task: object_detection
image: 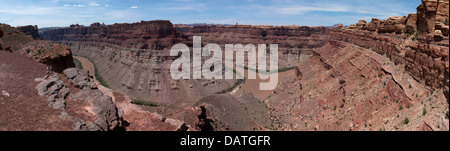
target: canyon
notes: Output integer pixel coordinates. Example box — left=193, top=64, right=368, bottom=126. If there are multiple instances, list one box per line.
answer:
left=0, top=0, right=448, bottom=131
left=266, top=0, right=449, bottom=131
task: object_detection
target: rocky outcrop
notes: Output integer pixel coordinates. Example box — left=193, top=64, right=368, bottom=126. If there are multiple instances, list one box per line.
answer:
left=344, top=0, right=449, bottom=41
left=65, top=68, right=123, bottom=131
left=416, top=0, right=449, bottom=34
left=35, top=68, right=124, bottom=131
left=63, top=68, right=97, bottom=89
left=36, top=74, right=69, bottom=110
left=417, top=0, right=438, bottom=34
left=0, top=24, right=75, bottom=72
left=16, top=25, right=41, bottom=39
left=64, top=68, right=122, bottom=131
left=348, top=16, right=407, bottom=34
left=436, top=22, right=449, bottom=35
left=417, top=0, right=449, bottom=40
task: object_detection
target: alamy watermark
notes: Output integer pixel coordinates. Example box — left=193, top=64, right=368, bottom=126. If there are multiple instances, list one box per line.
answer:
left=170, top=36, right=279, bottom=90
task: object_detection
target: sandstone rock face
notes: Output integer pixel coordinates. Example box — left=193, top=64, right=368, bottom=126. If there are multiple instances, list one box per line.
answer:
left=417, top=0, right=449, bottom=34
left=354, top=20, right=367, bottom=30
left=406, top=13, right=418, bottom=32
left=434, top=29, right=445, bottom=41
left=16, top=25, right=41, bottom=39
left=436, top=0, right=449, bottom=24
left=436, top=22, right=449, bottom=35
left=333, top=24, right=344, bottom=29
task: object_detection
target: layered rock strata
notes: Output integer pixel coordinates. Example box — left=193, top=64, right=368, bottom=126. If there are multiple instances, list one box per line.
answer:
left=332, top=0, right=449, bottom=101
left=175, top=24, right=330, bottom=68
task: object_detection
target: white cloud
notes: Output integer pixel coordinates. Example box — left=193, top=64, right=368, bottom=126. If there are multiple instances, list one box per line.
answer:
left=131, top=6, right=138, bottom=9
left=191, top=18, right=239, bottom=24
left=90, top=3, right=101, bottom=7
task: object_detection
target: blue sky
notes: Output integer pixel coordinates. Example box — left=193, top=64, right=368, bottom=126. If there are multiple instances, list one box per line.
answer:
left=0, top=0, right=419, bottom=27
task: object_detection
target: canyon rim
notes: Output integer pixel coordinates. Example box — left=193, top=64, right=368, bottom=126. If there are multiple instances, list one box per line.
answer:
left=0, top=0, right=448, bottom=132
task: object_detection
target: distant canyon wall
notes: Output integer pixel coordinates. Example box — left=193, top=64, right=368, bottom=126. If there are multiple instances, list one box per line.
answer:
left=175, top=24, right=330, bottom=68
left=41, top=20, right=187, bottom=50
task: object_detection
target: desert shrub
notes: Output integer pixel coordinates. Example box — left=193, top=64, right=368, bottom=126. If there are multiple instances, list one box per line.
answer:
left=132, top=100, right=159, bottom=107
left=411, top=30, right=422, bottom=41
left=403, top=117, right=409, bottom=124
